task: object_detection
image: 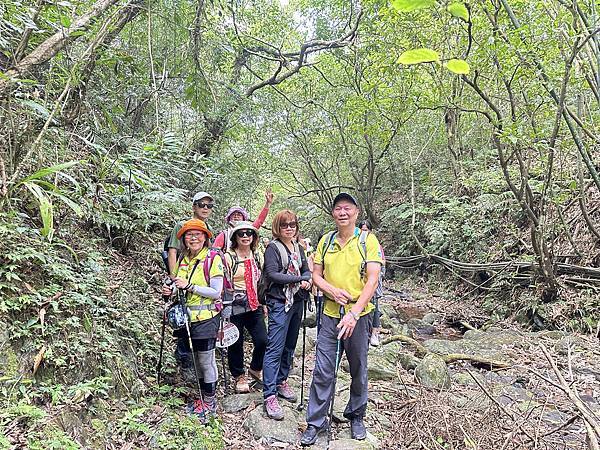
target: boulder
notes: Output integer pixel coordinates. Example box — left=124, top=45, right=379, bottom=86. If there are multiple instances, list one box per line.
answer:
left=367, top=342, right=403, bottom=381
left=330, top=428, right=380, bottom=449
left=414, top=354, right=450, bottom=389
left=221, top=392, right=262, bottom=413
left=423, top=337, right=507, bottom=364
left=243, top=404, right=301, bottom=444
left=421, top=313, right=442, bottom=325
left=407, top=318, right=436, bottom=335
left=398, top=353, right=419, bottom=371
left=379, top=304, right=400, bottom=321
left=554, top=336, right=585, bottom=356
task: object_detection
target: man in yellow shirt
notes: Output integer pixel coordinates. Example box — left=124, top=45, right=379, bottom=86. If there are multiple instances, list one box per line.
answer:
left=301, top=193, right=382, bottom=445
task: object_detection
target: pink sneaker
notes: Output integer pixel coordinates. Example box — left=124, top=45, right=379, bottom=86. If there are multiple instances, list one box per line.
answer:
left=186, top=399, right=208, bottom=423
left=276, top=380, right=297, bottom=403
left=264, top=395, right=284, bottom=420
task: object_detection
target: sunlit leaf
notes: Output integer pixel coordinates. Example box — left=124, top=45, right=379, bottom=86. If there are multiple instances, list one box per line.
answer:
left=19, top=161, right=79, bottom=184
left=23, top=182, right=54, bottom=240
left=447, top=3, right=469, bottom=21
left=391, top=0, right=436, bottom=12
left=398, top=48, right=440, bottom=65
left=445, top=59, right=470, bottom=74
left=32, top=345, right=47, bottom=376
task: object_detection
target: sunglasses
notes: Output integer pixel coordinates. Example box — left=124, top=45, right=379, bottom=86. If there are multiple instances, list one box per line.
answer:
left=280, top=222, right=297, bottom=229
left=194, top=202, right=214, bottom=209
left=237, top=230, right=255, bottom=238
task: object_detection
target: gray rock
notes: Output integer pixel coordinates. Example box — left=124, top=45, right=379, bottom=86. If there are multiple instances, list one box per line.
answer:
left=464, top=329, right=525, bottom=347
left=303, top=308, right=318, bottom=328
left=447, top=390, right=491, bottom=410
left=294, top=326, right=317, bottom=358
left=451, top=371, right=484, bottom=387
left=333, top=429, right=380, bottom=449
left=333, top=384, right=351, bottom=422
left=423, top=337, right=507, bottom=364
left=554, top=336, right=584, bottom=356
left=221, top=392, right=262, bottom=413
left=407, top=318, right=436, bottom=335
left=398, top=353, right=419, bottom=371
left=537, top=330, right=566, bottom=340
left=414, top=354, right=450, bottom=389
left=379, top=304, right=400, bottom=321
left=367, top=358, right=397, bottom=381
left=366, top=342, right=403, bottom=381
left=243, top=404, right=300, bottom=444
left=422, top=313, right=442, bottom=325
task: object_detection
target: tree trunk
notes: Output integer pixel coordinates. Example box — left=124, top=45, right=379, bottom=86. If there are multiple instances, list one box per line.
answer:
left=0, top=0, right=121, bottom=98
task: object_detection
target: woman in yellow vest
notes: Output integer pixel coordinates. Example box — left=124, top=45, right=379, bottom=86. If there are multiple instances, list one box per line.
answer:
left=162, top=219, right=223, bottom=421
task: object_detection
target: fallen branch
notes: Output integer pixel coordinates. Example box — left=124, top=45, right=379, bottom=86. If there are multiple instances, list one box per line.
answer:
left=539, top=344, right=600, bottom=449
left=442, top=353, right=511, bottom=369
left=466, top=368, right=536, bottom=442
left=381, top=333, right=427, bottom=356
left=381, top=334, right=511, bottom=368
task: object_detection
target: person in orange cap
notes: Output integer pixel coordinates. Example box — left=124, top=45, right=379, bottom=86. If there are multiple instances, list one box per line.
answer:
left=162, top=219, right=224, bottom=421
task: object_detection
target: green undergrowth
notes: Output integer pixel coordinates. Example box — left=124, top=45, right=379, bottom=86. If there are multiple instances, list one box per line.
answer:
left=0, top=211, right=223, bottom=449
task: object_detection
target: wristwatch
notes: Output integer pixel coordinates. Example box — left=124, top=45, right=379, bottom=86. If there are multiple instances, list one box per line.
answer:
left=349, top=310, right=360, bottom=321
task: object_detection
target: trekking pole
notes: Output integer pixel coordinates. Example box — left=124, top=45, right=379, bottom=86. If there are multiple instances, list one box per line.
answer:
left=157, top=309, right=167, bottom=385
left=157, top=277, right=173, bottom=386
left=218, top=316, right=230, bottom=395
left=327, top=305, right=345, bottom=443
left=316, top=291, right=324, bottom=335
left=297, top=297, right=308, bottom=411
left=180, top=289, right=206, bottom=418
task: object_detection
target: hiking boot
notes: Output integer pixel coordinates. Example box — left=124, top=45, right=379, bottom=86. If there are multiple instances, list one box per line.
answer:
left=350, top=417, right=367, bottom=440
left=264, top=395, right=284, bottom=420
left=186, top=399, right=208, bottom=423
left=276, top=380, right=297, bottom=402
left=235, top=374, right=250, bottom=393
left=300, top=424, right=326, bottom=446
left=370, top=329, right=380, bottom=347
left=203, top=394, right=217, bottom=415
left=248, top=367, right=263, bottom=383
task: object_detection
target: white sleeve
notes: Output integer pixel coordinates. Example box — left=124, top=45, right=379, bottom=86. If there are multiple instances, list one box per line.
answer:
left=190, top=276, right=223, bottom=299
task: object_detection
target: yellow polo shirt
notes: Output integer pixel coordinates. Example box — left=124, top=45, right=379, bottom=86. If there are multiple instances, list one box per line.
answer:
left=314, top=228, right=383, bottom=318
left=177, top=248, right=223, bottom=322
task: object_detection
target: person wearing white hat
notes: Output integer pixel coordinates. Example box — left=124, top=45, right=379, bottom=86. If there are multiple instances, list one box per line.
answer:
left=166, top=191, right=215, bottom=276
left=165, top=191, right=215, bottom=383
left=221, top=221, right=268, bottom=393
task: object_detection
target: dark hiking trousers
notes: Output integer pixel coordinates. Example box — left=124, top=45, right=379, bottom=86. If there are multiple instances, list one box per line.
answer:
left=227, top=308, right=268, bottom=378
left=175, top=336, right=192, bottom=369
left=371, top=296, right=381, bottom=329
left=263, top=299, right=303, bottom=398
left=305, top=312, right=372, bottom=428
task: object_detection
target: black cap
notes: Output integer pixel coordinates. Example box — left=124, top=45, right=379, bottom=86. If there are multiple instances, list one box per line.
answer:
left=332, top=192, right=358, bottom=209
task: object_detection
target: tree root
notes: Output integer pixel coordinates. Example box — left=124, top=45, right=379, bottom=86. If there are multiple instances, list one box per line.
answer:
left=381, top=333, right=511, bottom=369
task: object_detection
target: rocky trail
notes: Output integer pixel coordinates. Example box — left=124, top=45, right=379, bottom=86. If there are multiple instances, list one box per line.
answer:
left=214, top=281, right=600, bottom=449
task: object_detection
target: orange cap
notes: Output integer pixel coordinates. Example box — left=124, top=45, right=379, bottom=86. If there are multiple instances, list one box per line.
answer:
left=177, top=219, right=213, bottom=240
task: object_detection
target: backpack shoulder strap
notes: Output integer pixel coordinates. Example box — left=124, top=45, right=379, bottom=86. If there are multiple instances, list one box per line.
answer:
left=358, top=230, right=368, bottom=261
left=203, top=248, right=226, bottom=284
left=272, top=239, right=289, bottom=270
left=358, top=230, right=369, bottom=277
left=319, top=231, right=336, bottom=256
left=318, top=231, right=337, bottom=270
